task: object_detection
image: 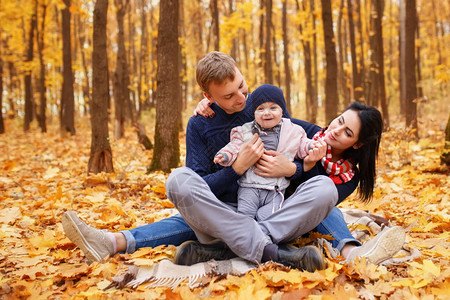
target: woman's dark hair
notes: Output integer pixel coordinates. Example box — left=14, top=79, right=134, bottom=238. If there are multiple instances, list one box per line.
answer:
left=342, top=102, right=383, bottom=203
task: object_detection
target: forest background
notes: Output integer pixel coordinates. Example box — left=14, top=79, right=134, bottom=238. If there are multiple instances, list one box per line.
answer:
left=0, top=0, right=449, bottom=299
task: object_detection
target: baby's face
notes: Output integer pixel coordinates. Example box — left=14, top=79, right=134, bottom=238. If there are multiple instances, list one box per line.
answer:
left=254, top=102, right=283, bottom=129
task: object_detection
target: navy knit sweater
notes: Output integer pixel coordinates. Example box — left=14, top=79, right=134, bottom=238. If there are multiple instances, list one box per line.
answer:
left=185, top=94, right=358, bottom=205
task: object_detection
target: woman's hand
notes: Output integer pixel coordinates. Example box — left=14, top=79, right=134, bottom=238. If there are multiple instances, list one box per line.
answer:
left=193, top=98, right=215, bottom=118
left=303, top=140, right=327, bottom=171
left=254, top=150, right=296, bottom=178
left=232, top=134, right=264, bottom=175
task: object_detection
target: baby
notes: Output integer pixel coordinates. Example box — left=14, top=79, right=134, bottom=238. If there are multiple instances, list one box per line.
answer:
left=214, top=84, right=316, bottom=220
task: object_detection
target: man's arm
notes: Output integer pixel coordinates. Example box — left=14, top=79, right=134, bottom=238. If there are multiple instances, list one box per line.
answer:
left=186, top=117, right=242, bottom=197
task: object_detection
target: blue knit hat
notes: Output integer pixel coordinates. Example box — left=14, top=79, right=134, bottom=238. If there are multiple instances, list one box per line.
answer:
left=251, top=84, right=287, bottom=115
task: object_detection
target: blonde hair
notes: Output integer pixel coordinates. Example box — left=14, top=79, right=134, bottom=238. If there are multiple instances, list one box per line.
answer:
left=196, top=51, right=237, bottom=94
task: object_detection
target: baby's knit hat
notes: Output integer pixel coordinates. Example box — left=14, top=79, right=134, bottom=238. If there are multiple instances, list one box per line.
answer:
left=251, top=84, right=287, bottom=115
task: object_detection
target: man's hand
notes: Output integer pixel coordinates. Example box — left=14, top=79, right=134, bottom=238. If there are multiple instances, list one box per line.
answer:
left=193, top=98, right=215, bottom=118
left=303, top=140, right=327, bottom=171
left=232, top=134, right=264, bottom=175
left=254, top=150, right=297, bottom=178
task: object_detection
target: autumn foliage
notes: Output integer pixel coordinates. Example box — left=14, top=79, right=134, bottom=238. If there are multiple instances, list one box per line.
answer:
left=0, top=108, right=448, bottom=299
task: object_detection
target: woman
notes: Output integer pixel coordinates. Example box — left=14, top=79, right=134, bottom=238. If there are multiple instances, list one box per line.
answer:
left=62, top=101, right=404, bottom=266
left=286, top=101, right=405, bottom=264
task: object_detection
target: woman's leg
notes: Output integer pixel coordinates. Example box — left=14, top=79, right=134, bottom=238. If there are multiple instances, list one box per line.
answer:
left=315, top=207, right=361, bottom=252
left=62, top=212, right=196, bottom=262
left=120, top=213, right=197, bottom=253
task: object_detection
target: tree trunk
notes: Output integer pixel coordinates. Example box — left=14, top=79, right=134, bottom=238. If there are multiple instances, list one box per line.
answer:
left=337, top=0, right=350, bottom=108
left=404, top=0, right=418, bottom=138
left=75, top=13, right=91, bottom=116
left=259, top=0, right=265, bottom=82
left=321, top=0, right=339, bottom=124
left=7, top=61, right=16, bottom=119
left=0, top=32, right=4, bottom=134
left=416, top=15, right=423, bottom=99
left=264, top=0, right=273, bottom=83
left=296, top=0, right=313, bottom=121
left=36, top=0, right=47, bottom=133
left=347, top=0, right=363, bottom=102
left=149, top=0, right=181, bottom=172
left=211, top=0, right=219, bottom=50
left=282, top=0, right=291, bottom=114
left=441, top=113, right=450, bottom=166
left=24, top=6, right=37, bottom=132
left=373, top=0, right=389, bottom=128
left=88, top=0, right=114, bottom=174
left=137, top=0, right=148, bottom=117
left=311, top=0, right=318, bottom=123
left=60, top=0, right=76, bottom=136
left=399, top=0, right=406, bottom=115
left=113, top=0, right=131, bottom=139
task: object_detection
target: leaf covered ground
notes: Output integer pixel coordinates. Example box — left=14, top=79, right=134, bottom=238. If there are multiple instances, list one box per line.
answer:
left=0, top=113, right=449, bottom=299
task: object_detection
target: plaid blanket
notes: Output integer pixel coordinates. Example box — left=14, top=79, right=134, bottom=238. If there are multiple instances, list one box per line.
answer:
left=108, top=209, right=418, bottom=290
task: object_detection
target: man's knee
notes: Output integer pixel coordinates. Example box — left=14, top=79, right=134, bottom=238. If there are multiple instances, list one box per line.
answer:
left=166, top=167, right=195, bottom=204
left=311, top=176, right=338, bottom=206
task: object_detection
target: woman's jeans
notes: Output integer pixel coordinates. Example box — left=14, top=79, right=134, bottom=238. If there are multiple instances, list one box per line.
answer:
left=120, top=206, right=360, bottom=254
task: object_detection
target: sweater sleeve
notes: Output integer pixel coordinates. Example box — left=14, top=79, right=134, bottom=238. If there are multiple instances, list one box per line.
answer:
left=186, top=117, right=241, bottom=199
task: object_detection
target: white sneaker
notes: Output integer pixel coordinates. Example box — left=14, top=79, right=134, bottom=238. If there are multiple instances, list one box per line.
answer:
left=62, top=211, right=115, bottom=262
left=346, top=226, right=406, bottom=264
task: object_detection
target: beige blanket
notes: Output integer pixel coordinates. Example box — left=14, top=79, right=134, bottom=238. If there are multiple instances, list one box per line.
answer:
left=108, top=209, right=418, bottom=290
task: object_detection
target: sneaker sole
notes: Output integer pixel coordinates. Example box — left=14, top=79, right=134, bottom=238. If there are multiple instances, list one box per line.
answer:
left=364, top=226, right=405, bottom=264
left=62, top=211, right=103, bottom=263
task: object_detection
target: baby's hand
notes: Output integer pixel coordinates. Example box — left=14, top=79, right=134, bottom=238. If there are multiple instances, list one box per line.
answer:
left=214, top=154, right=224, bottom=164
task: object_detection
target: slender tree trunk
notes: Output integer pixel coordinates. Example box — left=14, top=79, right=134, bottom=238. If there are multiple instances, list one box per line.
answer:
left=282, top=0, right=291, bottom=114
left=0, top=31, right=4, bottom=134
left=211, top=0, right=219, bottom=50
left=296, top=0, right=313, bottom=121
left=321, top=0, right=339, bottom=124
left=76, top=13, right=91, bottom=116
left=374, top=0, right=389, bottom=127
left=259, top=0, right=265, bottom=82
left=88, top=0, right=114, bottom=174
left=311, top=0, right=318, bottom=122
left=356, top=0, right=365, bottom=100
left=264, top=0, right=273, bottom=83
left=404, top=0, right=418, bottom=138
left=36, top=1, right=47, bottom=132
left=416, top=15, right=423, bottom=99
left=399, top=0, right=406, bottom=115
left=60, top=0, right=76, bottom=136
left=113, top=0, right=131, bottom=139
left=347, top=0, right=363, bottom=101
left=7, top=61, right=16, bottom=118
left=24, top=6, right=37, bottom=132
left=431, top=0, right=443, bottom=66
left=137, top=0, right=148, bottom=117
left=441, top=113, right=450, bottom=166
left=149, top=0, right=181, bottom=172
left=337, top=0, right=350, bottom=108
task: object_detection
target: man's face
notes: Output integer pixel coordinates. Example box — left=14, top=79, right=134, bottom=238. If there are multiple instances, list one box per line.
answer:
left=204, top=67, right=248, bottom=114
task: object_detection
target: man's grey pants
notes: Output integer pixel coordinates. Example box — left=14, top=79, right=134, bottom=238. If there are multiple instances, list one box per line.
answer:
left=166, top=167, right=338, bottom=262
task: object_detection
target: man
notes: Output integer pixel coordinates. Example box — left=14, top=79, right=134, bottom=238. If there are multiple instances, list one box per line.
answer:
left=63, top=51, right=333, bottom=271
left=163, top=51, right=337, bottom=271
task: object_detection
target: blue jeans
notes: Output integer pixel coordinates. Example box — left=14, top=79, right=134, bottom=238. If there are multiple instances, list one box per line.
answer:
left=315, top=207, right=361, bottom=251
left=120, top=207, right=360, bottom=254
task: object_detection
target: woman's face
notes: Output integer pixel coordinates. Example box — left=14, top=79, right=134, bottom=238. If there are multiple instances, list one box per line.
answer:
left=324, top=109, right=362, bottom=151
